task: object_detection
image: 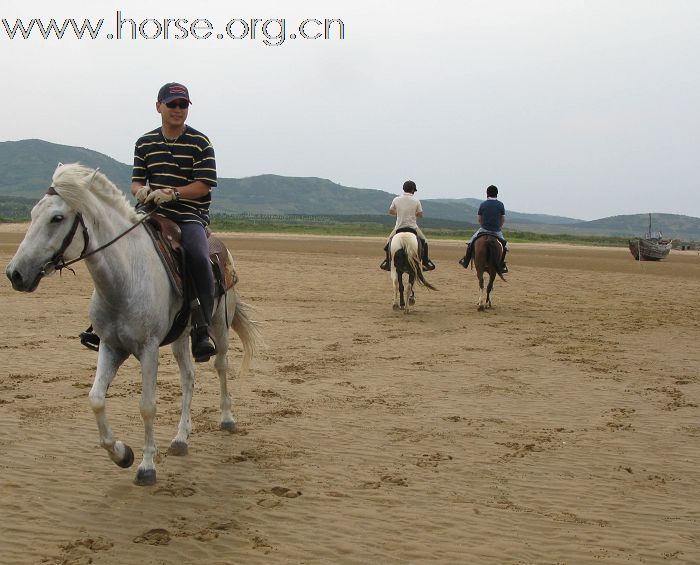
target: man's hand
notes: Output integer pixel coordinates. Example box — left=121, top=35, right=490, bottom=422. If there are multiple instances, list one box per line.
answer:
left=135, top=185, right=151, bottom=203
left=145, top=188, right=177, bottom=205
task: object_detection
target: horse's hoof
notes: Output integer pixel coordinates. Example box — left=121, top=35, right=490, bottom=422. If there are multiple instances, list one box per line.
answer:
left=392, top=304, right=400, bottom=311
left=220, top=421, right=237, bottom=433
left=477, top=305, right=485, bottom=312
left=408, top=297, right=415, bottom=306
left=134, top=468, right=157, bottom=486
left=168, top=441, right=188, bottom=456
left=116, top=444, right=134, bottom=468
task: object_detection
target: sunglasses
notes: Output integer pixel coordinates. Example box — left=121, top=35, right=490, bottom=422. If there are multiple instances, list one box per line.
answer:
left=164, top=100, right=189, bottom=109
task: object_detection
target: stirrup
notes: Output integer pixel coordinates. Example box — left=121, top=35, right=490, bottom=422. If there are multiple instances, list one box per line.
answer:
left=79, top=327, right=100, bottom=351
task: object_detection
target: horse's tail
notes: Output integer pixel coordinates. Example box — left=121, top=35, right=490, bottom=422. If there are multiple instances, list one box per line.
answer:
left=230, top=293, right=264, bottom=378
left=487, top=238, right=507, bottom=281
left=401, top=234, right=437, bottom=291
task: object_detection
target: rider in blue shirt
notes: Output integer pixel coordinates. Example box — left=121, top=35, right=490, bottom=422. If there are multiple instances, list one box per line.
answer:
left=459, top=185, right=508, bottom=273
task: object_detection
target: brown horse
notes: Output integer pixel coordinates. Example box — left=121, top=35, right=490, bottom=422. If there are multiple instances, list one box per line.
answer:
left=473, top=235, right=506, bottom=311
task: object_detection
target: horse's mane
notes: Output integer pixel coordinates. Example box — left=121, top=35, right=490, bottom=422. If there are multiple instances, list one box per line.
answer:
left=51, top=163, right=139, bottom=223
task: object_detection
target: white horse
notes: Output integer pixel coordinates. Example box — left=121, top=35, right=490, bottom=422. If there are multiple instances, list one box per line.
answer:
left=390, top=232, right=436, bottom=313
left=5, top=163, right=262, bottom=486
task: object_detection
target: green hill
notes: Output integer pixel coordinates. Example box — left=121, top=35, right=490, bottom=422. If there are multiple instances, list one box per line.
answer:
left=1, top=139, right=699, bottom=240
left=0, top=139, right=132, bottom=196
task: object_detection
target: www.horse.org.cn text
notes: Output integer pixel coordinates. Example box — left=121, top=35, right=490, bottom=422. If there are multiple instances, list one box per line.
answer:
left=1, top=12, right=346, bottom=46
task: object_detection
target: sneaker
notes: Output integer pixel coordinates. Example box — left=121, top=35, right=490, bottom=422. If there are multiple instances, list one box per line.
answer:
left=458, top=257, right=469, bottom=268
left=79, top=328, right=100, bottom=351
left=422, top=260, right=436, bottom=271
left=501, top=263, right=509, bottom=274
left=380, top=260, right=391, bottom=271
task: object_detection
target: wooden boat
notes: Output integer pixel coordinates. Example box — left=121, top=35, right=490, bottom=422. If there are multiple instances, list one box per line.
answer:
left=628, top=214, right=672, bottom=261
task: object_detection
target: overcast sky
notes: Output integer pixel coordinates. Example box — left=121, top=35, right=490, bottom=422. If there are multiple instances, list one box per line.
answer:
left=3, top=0, right=698, bottom=220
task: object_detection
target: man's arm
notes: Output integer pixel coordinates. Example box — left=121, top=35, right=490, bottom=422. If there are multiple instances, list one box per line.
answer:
left=168, top=181, right=211, bottom=199
left=478, top=214, right=484, bottom=226
left=416, top=210, right=424, bottom=218
left=500, top=214, right=506, bottom=228
left=389, top=202, right=397, bottom=216
left=133, top=181, right=211, bottom=199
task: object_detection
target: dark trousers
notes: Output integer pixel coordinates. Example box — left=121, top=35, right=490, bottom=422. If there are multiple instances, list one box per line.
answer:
left=179, top=222, right=214, bottom=299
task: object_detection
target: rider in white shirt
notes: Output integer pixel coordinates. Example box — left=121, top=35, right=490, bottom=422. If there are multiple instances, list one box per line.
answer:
left=380, top=180, right=436, bottom=271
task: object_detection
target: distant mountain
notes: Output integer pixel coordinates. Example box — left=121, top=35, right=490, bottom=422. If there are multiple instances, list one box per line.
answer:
left=561, top=214, right=700, bottom=240
left=0, top=139, right=132, bottom=195
left=429, top=198, right=581, bottom=225
left=1, top=139, right=699, bottom=240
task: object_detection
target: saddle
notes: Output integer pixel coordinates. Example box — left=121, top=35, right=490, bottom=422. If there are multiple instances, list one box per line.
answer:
left=144, top=214, right=238, bottom=346
left=395, top=227, right=418, bottom=236
left=473, top=231, right=507, bottom=248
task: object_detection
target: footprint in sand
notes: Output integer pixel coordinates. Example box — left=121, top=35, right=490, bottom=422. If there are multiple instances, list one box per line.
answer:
left=254, top=388, right=281, bottom=398
left=360, top=481, right=382, bottom=489
left=270, top=486, right=302, bottom=498
left=154, top=485, right=196, bottom=497
left=193, top=529, right=219, bottom=542
left=381, top=474, right=408, bottom=486
left=60, top=536, right=114, bottom=552
left=133, top=528, right=171, bottom=545
left=251, top=535, right=273, bottom=551
left=416, top=452, right=453, bottom=467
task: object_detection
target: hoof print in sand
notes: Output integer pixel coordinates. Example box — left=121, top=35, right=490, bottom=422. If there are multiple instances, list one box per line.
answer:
left=270, top=486, right=302, bottom=498
left=133, top=528, right=171, bottom=545
left=381, top=474, right=408, bottom=486
left=154, top=485, right=196, bottom=497
left=58, top=536, right=114, bottom=556
left=416, top=452, right=453, bottom=467
left=193, top=529, right=219, bottom=542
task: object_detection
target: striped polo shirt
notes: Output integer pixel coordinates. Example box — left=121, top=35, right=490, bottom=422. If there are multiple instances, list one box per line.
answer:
left=132, top=125, right=217, bottom=225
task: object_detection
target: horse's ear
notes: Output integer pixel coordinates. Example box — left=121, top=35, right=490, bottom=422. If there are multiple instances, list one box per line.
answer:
left=87, top=167, right=100, bottom=185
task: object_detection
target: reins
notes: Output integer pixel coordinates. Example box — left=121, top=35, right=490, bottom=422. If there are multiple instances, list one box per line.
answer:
left=43, top=175, right=156, bottom=275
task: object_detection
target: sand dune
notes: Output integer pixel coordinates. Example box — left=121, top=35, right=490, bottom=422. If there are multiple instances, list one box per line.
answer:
left=1, top=225, right=699, bottom=563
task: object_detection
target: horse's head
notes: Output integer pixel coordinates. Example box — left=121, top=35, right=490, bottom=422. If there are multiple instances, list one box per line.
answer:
left=5, top=163, right=91, bottom=292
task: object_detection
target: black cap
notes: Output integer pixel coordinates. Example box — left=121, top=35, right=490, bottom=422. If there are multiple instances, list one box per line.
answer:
left=157, top=82, right=191, bottom=104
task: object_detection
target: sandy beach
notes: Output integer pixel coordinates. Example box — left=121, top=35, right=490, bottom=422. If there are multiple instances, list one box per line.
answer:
left=1, top=224, right=699, bottom=564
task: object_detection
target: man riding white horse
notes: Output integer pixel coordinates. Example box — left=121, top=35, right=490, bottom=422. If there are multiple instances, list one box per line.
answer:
left=459, top=184, right=509, bottom=273
left=81, top=82, right=218, bottom=362
left=380, top=180, right=436, bottom=272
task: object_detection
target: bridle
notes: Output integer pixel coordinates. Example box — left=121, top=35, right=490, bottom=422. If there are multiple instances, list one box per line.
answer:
left=42, top=183, right=155, bottom=275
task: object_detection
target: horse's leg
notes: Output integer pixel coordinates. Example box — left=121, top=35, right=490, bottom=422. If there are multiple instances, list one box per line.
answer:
left=405, top=272, right=415, bottom=314
left=88, top=345, right=132, bottom=468
left=169, top=333, right=194, bottom=455
left=486, top=271, right=495, bottom=308
left=477, top=270, right=486, bottom=311
left=212, top=295, right=236, bottom=432
left=135, top=346, right=160, bottom=486
left=398, top=272, right=405, bottom=309
left=391, top=266, right=400, bottom=310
